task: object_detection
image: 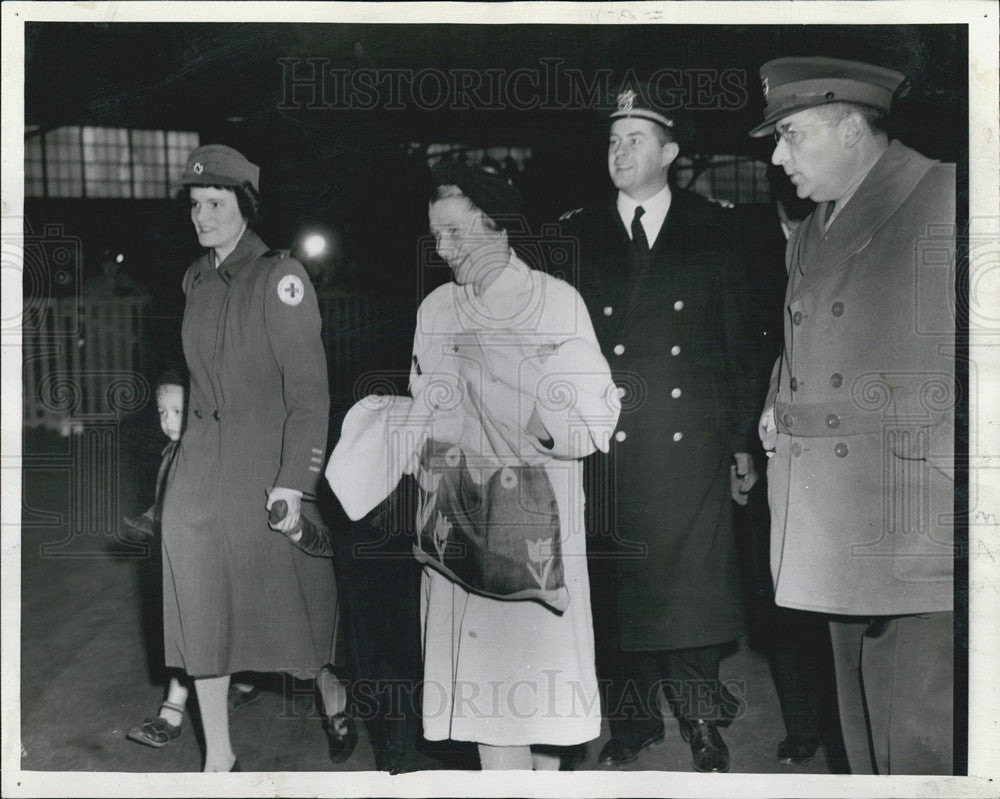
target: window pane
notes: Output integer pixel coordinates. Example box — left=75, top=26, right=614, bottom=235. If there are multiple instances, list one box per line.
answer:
left=132, top=129, right=166, bottom=198
left=25, top=134, right=45, bottom=197
left=83, top=127, right=131, bottom=198
left=44, top=127, right=83, bottom=197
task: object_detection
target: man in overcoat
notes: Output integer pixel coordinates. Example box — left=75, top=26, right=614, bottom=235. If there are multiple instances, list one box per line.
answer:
left=561, top=86, right=755, bottom=773
left=752, top=57, right=956, bottom=775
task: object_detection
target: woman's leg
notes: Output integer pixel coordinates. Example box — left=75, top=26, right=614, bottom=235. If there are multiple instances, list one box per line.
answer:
left=317, top=665, right=347, bottom=717
left=531, top=750, right=561, bottom=770
left=194, top=675, right=235, bottom=771
left=160, top=676, right=188, bottom=727
left=477, top=744, right=532, bottom=770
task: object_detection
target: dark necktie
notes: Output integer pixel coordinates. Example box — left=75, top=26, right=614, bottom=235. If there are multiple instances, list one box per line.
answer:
left=631, top=205, right=649, bottom=255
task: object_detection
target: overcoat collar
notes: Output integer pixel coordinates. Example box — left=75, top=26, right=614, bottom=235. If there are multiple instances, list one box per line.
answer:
left=210, top=228, right=269, bottom=285
left=789, top=140, right=936, bottom=300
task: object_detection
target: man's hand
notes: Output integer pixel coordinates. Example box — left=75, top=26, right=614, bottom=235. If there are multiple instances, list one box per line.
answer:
left=731, top=452, right=758, bottom=505
left=267, top=486, right=302, bottom=537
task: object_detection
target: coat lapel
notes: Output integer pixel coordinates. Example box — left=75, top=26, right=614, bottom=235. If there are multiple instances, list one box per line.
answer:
left=792, top=141, right=936, bottom=300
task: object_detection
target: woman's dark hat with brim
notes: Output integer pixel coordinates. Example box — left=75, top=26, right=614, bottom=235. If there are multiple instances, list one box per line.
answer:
left=176, top=144, right=260, bottom=192
left=430, top=158, right=524, bottom=227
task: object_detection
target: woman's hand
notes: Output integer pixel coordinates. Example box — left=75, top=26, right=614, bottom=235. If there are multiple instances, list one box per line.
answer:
left=267, top=487, right=302, bottom=536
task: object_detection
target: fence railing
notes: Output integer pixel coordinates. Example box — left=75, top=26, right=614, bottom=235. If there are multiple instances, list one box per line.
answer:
left=22, top=291, right=402, bottom=431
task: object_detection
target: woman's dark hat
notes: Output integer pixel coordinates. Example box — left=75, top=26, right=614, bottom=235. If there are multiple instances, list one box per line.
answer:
left=750, top=57, right=906, bottom=138
left=177, top=144, right=260, bottom=192
left=430, top=158, right=524, bottom=225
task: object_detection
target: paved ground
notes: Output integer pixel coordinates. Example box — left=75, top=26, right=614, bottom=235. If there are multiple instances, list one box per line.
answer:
left=17, top=423, right=847, bottom=778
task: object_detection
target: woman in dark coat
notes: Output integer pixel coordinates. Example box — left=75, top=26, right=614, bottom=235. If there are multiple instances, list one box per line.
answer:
left=160, top=145, right=340, bottom=771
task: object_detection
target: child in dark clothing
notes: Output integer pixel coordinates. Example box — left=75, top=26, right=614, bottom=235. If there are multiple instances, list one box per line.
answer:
left=126, top=369, right=258, bottom=748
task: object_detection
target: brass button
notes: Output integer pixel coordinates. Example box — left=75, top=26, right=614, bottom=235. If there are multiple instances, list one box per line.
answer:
left=670, top=388, right=682, bottom=399
left=674, top=300, right=684, bottom=311
left=672, top=432, right=683, bottom=442
left=615, top=430, right=627, bottom=443
left=834, top=442, right=849, bottom=458
left=826, top=414, right=840, bottom=428
left=789, top=377, right=799, bottom=391
left=613, top=344, right=625, bottom=356
left=830, top=373, right=843, bottom=388
left=670, top=345, right=681, bottom=356
left=603, top=306, right=613, bottom=316
left=791, top=442, right=802, bottom=457
left=792, top=311, right=803, bottom=325
left=832, top=301, right=844, bottom=317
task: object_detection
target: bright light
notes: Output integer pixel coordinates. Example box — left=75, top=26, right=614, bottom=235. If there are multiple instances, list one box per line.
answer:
left=302, top=234, right=327, bottom=259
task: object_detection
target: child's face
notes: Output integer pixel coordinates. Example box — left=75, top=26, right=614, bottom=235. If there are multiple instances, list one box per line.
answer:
left=156, top=384, right=184, bottom=441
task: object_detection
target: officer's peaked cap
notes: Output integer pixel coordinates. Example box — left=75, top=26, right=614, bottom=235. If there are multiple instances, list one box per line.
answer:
left=750, top=56, right=906, bottom=138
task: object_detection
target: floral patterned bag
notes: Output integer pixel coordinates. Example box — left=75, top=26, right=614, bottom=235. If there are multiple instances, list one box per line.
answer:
left=412, top=438, right=569, bottom=613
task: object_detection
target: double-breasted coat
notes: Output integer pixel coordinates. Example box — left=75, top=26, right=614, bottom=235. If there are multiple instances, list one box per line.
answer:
left=562, top=190, right=753, bottom=652
left=161, top=228, right=338, bottom=677
left=765, top=141, right=955, bottom=615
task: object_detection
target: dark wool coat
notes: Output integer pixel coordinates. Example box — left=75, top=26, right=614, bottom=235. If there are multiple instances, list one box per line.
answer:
left=562, top=189, right=753, bottom=651
left=765, top=141, right=955, bottom=615
left=161, top=228, right=337, bottom=677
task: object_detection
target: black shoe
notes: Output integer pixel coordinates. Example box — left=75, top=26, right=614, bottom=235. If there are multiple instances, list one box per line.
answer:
left=678, top=717, right=730, bottom=773
left=324, top=713, right=358, bottom=764
left=597, top=730, right=664, bottom=768
left=776, top=737, right=820, bottom=764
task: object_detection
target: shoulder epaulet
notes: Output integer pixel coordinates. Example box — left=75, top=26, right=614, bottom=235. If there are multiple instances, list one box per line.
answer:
left=708, top=197, right=735, bottom=210
left=264, top=249, right=290, bottom=259
left=559, top=207, right=584, bottom=221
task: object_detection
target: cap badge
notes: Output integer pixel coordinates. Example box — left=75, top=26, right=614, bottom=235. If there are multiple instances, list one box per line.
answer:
left=761, top=75, right=769, bottom=101
left=193, top=162, right=204, bottom=175
left=277, top=274, right=305, bottom=306
left=616, top=89, right=637, bottom=113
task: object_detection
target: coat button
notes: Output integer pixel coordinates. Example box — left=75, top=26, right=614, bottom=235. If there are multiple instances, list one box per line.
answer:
left=782, top=413, right=794, bottom=428
left=834, top=442, right=849, bottom=458
left=603, top=306, right=613, bottom=316
left=673, top=300, right=684, bottom=311
left=613, top=344, right=625, bottom=356
left=791, top=442, right=802, bottom=457
left=672, top=432, right=683, bottom=442
left=468, top=631, right=477, bottom=638
left=670, top=345, right=681, bottom=356
left=830, top=372, right=843, bottom=388
left=212, top=410, right=220, bottom=421
left=826, top=414, right=840, bottom=428
left=670, top=387, right=682, bottom=398
left=615, top=430, right=627, bottom=443
left=789, top=377, right=799, bottom=391
left=832, top=301, right=845, bottom=317
left=792, top=311, right=803, bottom=325
left=193, top=408, right=203, bottom=419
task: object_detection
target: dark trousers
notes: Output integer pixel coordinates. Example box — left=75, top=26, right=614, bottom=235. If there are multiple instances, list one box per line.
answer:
left=329, top=486, right=429, bottom=771
left=828, top=612, right=954, bottom=775
left=604, top=645, right=732, bottom=749
left=769, top=605, right=832, bottom=746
